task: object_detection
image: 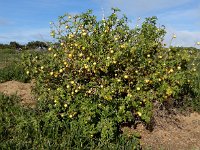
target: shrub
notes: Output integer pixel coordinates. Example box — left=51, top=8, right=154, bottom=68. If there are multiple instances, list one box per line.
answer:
left=22, top=8, right=199, bottom=147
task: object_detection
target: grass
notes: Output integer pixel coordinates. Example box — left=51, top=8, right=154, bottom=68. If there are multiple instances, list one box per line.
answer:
left=0, top=49, right=32, bottom=83
left=0, top=49, right=21, bottom=69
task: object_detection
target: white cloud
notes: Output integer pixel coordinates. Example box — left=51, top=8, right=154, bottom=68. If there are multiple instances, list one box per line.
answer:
left=164, top=27, right=200, bottom=47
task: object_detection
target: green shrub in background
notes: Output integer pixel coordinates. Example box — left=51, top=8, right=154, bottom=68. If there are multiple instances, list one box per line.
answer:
left=0, top=63, right=30, bottom=83
left=22, top=8, right=199, bottom=148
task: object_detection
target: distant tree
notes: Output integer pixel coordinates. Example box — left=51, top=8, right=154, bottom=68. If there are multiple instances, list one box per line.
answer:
left=26, top=41, right=48, bottom=50
left=9, top=41, right=22, bottom=49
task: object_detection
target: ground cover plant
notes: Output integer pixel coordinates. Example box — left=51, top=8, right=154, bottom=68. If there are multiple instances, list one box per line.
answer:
left=20, top=8, right=200, bottom=149
left=0, top=48, right=20, bottom=69
left=0, top=49, right=31, bottom=83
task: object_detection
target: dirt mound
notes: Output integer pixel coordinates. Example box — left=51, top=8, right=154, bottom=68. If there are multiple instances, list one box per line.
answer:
left=0, top=80, right=200, bottom=149
left=0, top=80, right=35, bottom=107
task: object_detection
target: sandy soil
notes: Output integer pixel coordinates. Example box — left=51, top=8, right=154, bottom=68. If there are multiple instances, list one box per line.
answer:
left=136, top=112, right=200, bottom=150
left=0, top=80, right=200, bottom=150
left=0, top=80, right=36, bottom=107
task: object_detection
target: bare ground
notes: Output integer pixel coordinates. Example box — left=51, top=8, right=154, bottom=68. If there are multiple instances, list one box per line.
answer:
left=0, top=80, right=200, bottom=150
left=0, top=80, right=36, bottom=107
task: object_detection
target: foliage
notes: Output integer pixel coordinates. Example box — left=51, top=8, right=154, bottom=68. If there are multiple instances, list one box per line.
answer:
left=0, top=93, right=140, bottom=149
left=22, top=8, right=199, bottom=147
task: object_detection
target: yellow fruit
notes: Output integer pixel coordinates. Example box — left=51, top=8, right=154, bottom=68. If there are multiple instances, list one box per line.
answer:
left=113, top=60, right=117, bottom=64
left=50, top=72, right=53, bottom=76
left=59, top=69, right=63, bottom=73
left=41, top=66, right=44, bottom=70
left=124, top=75, right=128, bottom=79
left=75, top=89, right=78, bottom=93
left=93, top=62, right=96, bottom=65
left=82, top=32, right=87, bottom=36
left=110, top=50, right=114, bottom=53
left=68, top=15, right=72, bottom=19
left=48, top=47, right=52, bottom=51
left=158, top=55, right=162, bottom=59
left=50, top=32, right=55, bottom=37
left=66, top=85, right=70, bottom=88
left=65, top=25, right=69, bottom=29
left=117, top=79, right=121, bottom=82
left=61, top=42, right=64, bottom=46
left=84, top=64, right=88, bottom=69
left=145, top=79, right=149, bottom=83
left=82, top=47, right=86, bottom=50
left=169, top=68, right=174, bottom=73
left=127, top=93, right=132, bottom=97
left=136, top=87, right=140, bottom=91
left=70, top=81, right=75, bottom=84
left=64, top=61, right=67, bottom=65
left=88, top=90, right=92, bottom=94
left=53, top=54, right=57, bottom=57
left=79, top=53, right=83, bottom=57
left=26, top=71, right=29, bottom=75
left=68, top=53, right=72, bottom=58
left=137, top=112, right=142, bottom=117
left=147, top=54, right=150, bottom=58
left=69, top=114, right=73, bottom=118
left=177, top=66, right=181, bottom=70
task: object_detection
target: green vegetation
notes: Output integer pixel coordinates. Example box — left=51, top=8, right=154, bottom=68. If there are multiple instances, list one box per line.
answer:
left=0, top=49, right=30, bottom=83
left=0, top=8, right=200, bottom=149
left=0, top=49, right=20, bottom=69
left=0, top=93, right=140, bottom=149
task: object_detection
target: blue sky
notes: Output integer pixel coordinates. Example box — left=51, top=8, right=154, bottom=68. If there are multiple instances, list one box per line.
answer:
left=0, top=0, right=199, bottom=47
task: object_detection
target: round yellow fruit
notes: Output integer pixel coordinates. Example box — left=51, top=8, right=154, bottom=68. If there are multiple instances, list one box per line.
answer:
left=124, top=75, right=128, bottom=79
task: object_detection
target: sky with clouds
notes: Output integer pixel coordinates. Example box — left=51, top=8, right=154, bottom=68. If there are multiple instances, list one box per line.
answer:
left=0, top=0, right=199, bottom=47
